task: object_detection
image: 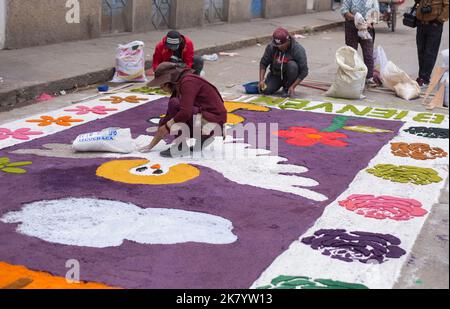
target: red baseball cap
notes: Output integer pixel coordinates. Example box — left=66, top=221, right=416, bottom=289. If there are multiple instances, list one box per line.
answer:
left=273, top=27, right=290, bottom=46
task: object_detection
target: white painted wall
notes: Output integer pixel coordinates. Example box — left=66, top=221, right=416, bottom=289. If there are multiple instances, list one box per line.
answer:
left=0, top=0, right=6, bottom=49
left=307, top=0, right=315, bottom=10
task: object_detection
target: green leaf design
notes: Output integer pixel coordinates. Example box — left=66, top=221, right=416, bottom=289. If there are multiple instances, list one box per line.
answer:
left=343, top=126, right=393, bottom=134
left=322, top=116, right=349, bottom=132
left=0, top=157, right=10, bottom=165
left=6, top=161, right=33, bottom=167
left=258, top=275, right=369, bottom=290
left=1, top=167, right=28, bottom=174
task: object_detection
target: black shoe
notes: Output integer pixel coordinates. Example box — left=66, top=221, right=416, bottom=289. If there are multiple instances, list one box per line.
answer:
left=281, top=88, right=289, bottom=98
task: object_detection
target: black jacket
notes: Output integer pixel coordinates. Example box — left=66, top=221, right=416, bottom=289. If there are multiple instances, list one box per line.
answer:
left=260, top=37, right=309, bottom=81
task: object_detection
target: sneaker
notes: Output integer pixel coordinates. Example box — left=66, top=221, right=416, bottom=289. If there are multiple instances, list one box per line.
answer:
left=416, top=78, right=429, bottom=87
left=280, top=88, right=290, bottom=98
left=366, top=78, right=379, bottom=87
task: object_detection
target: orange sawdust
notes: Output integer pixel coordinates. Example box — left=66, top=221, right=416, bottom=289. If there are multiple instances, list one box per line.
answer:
left=0, top=262, right=117, bottom=289
left=96, top=160, right=200, bottom=185
left=224, top=101, right=270, bottom=125
left=391, top=142, right=448, bottom=160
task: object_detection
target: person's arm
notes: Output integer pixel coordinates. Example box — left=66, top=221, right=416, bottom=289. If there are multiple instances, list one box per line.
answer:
left=259, top=45, right=272, bottom=90
left=152, top=43, right=163, bottom=71
left=259, top=68, right=267, bottom=91
left=438, top=0, right=449, bottom=23
left=341, top=0, right=354, bottom=20
left=173, top=80, right=199, bottom=124
left=183, top=40, right=195, bottom=69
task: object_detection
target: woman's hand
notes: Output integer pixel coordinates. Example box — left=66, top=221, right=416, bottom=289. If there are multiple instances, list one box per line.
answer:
left=139, top=123, right=171, bottom=153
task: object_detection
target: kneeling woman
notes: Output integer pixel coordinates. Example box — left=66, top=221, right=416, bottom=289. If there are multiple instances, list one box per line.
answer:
left=141, top=62, right=227, bottom=157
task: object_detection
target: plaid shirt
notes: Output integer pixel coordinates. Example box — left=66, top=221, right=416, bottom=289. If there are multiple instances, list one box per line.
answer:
left=341, top=0, right=380, bottom=19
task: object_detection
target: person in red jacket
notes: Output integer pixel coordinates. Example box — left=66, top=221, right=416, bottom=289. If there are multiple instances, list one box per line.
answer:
left=150, top=31, right=204, bottom=76
left=140, top=62, right=227, bottom=158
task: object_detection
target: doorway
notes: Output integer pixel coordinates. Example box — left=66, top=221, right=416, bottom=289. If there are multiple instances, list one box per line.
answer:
left=101, top=0, right=131, bottom=34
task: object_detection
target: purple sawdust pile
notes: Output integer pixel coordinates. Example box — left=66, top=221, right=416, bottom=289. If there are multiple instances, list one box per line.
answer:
left=301, top=229, right=406, bottom=264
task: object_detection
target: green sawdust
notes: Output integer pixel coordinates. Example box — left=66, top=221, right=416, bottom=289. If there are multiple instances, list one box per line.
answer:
left=0, top=157, right=32, bottom=174
left=130, top=87, right=170, bottom=96
left=366, top=164, right=443, bottom=185
left=256, top=275, right=368, bottom=290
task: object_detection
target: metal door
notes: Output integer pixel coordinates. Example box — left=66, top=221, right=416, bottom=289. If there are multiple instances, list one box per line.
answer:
left=251, top=0, right=263, bottom=18
left=204, top=0, right=224, bottom=24
left=152, top=0, right=172, bottom=29
left=102, top=0, right=130, bottom=34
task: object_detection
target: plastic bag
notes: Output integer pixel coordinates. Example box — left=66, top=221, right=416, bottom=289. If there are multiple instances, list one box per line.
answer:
left=373, top=46, right=389, bottom=84
left=374, top=46, right=389, bottom=73
left=73, top=128, right=135, bottom=154
left=326, top=46, right=368, bottom=99
left=111, top=41, right=147, bottom=83
left=381, top=61, right=420, bottom=100
left=354, top=13, right=372, bottom=40
left=441, top=49, right=449, bottom=107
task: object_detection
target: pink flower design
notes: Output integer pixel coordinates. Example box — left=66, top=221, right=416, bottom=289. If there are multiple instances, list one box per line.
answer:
left=64, top=106, right=118, bottom=115
left=0, top=128, right=43, bottom=141
left=339, top=194, right=428, bottom=221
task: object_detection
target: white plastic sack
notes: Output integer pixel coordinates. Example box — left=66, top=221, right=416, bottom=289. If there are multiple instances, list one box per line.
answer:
left=441, top=49, right=449, bottom=107
left=326, top=46, right=368, bottom=99
left=73, top=128, right=135, bottom=154
left=111, top=41, right=147, bottom=83
left=381, top=61, right=420, bottom=100
left=374, top=46, right=389, bottom=73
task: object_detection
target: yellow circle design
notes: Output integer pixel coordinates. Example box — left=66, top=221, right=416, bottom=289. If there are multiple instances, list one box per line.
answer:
left=96, top=160, right=200, bottom=185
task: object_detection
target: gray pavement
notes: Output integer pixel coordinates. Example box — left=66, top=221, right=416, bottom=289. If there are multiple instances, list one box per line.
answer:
left=0, top=9, right=342, bottom=109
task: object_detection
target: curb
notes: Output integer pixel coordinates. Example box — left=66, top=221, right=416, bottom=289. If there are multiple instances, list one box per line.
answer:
left=0, top=21, right=344, bottom=111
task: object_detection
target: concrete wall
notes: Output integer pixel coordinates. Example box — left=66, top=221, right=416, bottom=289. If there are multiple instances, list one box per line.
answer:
left=170, top=0, right=203, bottom=29
left=264, top=0, right=307, bottom=18
left=0, top=0, right=6, bottom=49
left=224, top=0, right=252, bottom=23
left=5, top=0, right=101, bottom=49
left=130, top=0, right=153, bottom=32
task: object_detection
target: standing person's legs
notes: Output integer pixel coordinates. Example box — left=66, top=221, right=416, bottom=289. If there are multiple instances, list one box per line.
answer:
left=416, top=23, right=428, bottom=83
left=345, top=20, right=359, bottom=51
left=263, top=72, right=283, bottom=95
left=192, top=55, right=205, bottom=75
left=421, top=23, right=443, bottom=84
left=360, top=36, right=375, bottom=79
left=282, top=61, right=299, bottom=89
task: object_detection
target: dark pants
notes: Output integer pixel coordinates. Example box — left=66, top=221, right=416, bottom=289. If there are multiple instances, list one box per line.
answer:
left=160, top=98, right=220, bottom=145
left=263, top=61, right=299, bottom=95
left=345, top=20, right=375, bottom=79
left=417, top=22, right=444, bottom=84
left=193, top=55, right=204, bottom=75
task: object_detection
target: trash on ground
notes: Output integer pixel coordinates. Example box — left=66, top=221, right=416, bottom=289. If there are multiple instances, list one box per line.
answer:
left=294, top=34, right=306, bottom=39
left=219, top=52, right=239, bottom=57
left=202, top=54, right=219, bottom=61
left=36, top=93, right=55, bottom=102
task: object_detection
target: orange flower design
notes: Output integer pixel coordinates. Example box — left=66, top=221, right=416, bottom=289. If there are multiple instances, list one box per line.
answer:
left=100, top=96, right=148, bottom=104
left=26, top=116, right=84, bottom=127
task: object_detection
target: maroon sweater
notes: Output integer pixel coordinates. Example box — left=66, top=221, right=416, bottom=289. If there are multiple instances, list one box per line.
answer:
left=174, top=74, right=227, bottom=125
